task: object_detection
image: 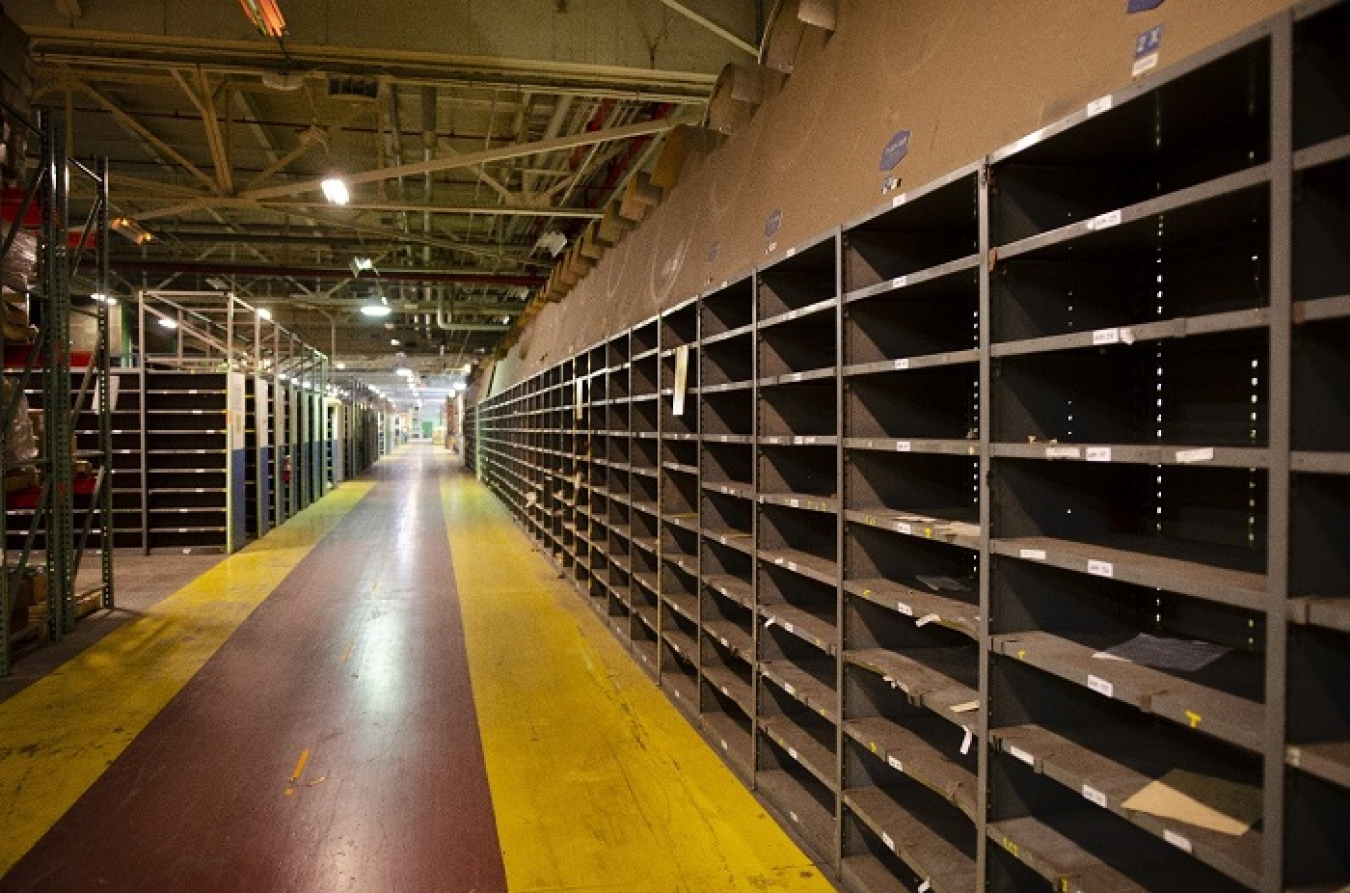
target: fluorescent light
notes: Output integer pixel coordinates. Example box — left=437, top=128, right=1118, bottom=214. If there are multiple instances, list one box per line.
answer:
left=359, top=303, right=391, bottom=318
left=390, top=338, right=400, bottom=346
left=157, top=317, right=178, bottom=329
left=395, top=367, right=414, bottom=377
left=111, top=217, right=153, bottom=245
left=350, top=256, right=376, bottom=276
left=256, top=307, right=273, bottom=320
left=335, top=361, right=347, bottom=370
left=321, top=176, right=350, bottom=206
left=90, top=293, right=118, bottom=306
left=453, top=381, right=467, bottom=393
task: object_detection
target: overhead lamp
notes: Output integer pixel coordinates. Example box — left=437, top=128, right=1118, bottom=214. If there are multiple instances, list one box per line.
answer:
left=157, top=317, right=178, bottom=329
left=321, top=176, right=350, bottom=206
left=390, top=338, right=401, bottom=347
left=256, top=307, right=273, bottom=320
left=111, top=217, right=154, bottom=245
left=239, top=0, right=286, bottom=38
left=394, top=367, right=413, bottom=377
left=350, top=256, right=377, bottom=276
left=359, top=303, right=391, bottom=318
left=335, top=361, right=346, bottom=371
left=90, top=292, right=118, bottom=306
left=534, top=230, right=567, bottom=257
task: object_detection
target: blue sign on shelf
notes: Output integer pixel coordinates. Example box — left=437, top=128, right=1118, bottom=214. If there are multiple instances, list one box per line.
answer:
left=765, top=209, right=783, bottom=239
left=1127, top=0, right=1163, bottom=13
left=880, top=130, right=912, bottom=172
left=1135, top=24, right=1164, bottom=58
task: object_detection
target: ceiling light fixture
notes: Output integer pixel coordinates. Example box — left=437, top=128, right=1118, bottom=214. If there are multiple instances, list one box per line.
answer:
left=359, top=303, right=391, bottom=318
left=256, top=307, right=273, bottom=320
left=90, top=292, right=118, bottom=306
left=239, top=0, right=286, bottom=37
left=533, top=230, right=568, bottom=257
left=157, top=317, right=178, bottom=329
left=350, top=256, right=377, bottom=276
left=111, top=217, right=153, bottom=245
left=320, top=176, right=350, bottom=206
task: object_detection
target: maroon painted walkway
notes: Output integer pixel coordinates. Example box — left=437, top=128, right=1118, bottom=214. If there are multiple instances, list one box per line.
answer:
left=1, top=448, right=507, bottom=892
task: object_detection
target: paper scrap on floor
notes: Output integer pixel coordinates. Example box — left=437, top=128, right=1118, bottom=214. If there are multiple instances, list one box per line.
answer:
left=1122, top=769, right=1262, bottom=835
left=1092, top=632, right=1230, bottom=673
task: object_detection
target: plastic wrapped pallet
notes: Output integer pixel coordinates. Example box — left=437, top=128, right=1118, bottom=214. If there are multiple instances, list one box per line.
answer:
left=1, top=375, right=36, bottom=465
left=1, top=229, right=35, bottom=293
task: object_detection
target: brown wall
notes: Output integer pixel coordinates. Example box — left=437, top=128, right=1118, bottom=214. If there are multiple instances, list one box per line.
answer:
left=487, top=0, right=1295, bottom=395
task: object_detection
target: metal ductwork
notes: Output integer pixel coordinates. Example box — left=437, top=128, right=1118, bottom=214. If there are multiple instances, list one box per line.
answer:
left=108, top=259, right=546, bottom=287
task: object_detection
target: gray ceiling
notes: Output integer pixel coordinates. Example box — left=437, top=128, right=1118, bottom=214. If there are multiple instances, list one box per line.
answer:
left=4, top=0, right=763, bottom=403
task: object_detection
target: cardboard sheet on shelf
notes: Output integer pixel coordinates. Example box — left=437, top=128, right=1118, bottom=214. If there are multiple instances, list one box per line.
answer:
left=1121, top=769, right=1261, bottom=836
left=1093, top=632, right=1231, bottom=673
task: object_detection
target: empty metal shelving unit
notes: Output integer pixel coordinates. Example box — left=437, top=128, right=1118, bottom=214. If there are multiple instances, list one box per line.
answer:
left=470, top=3, right=1350, bottom=889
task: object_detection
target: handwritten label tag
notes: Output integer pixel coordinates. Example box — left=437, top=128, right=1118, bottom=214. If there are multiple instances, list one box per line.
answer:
left=894, top=358, right=910, bottom=371
left=1086, top=447, right=1112, bottom=462
left=1093, top=327, right=1121, bottom=345
left=892, top=275, right=908, bottom=289
left=1176, top=447, right=1214, bottom=464
left=1088, top=559, right=1114, bottom=578
left=1089, top=210, right=1123, bottom=231
left=1046, top=446, right=1081, bottom=459
left=1087, top=675, right=1115, bottom=698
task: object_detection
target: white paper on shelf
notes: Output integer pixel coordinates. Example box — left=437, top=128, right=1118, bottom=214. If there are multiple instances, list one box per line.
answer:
left=892, top=275, right=908, bottom=289
left=1045, top=446, right=1082, bottom=459
left=1093, top=632, right=1231, bottom=673
left=1176, top=446, right=1215, bottom=464
left=1019, top=548, right=1047, bottom=560
left=1086, top=447, right=1113, bottom=462
left=916, top=613, right=941, bottom=627
left=896, top=440, right=912, bottom=452
left=1092, top=326, right=1121, bottom=344
left=887, top=755, right=903, bottom=772
left=894, top=358, right=910, bottom=370
left=960, top=726, right=973, bottom=755
left=896, top=602, right=913, bottom=616
left=897, top=522, right=913, bottom=535
left=916, top=574, right=967, bottom=592
left=1089, top=209, right=1123, bottom=231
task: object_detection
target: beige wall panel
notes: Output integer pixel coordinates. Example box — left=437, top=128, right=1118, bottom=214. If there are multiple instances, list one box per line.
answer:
left=492, top=0, right=1295, bottom=392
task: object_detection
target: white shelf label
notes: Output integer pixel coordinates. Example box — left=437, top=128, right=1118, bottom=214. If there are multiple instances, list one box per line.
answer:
left=960, top=727, right=974, bottom=755
left=892, top=194, right=907, bottom=208
left=1086, top=447, right=1112, bottom=462
left=1082, top=785, right=1108, bottom=808
left=787, top=561, right=797, bottom=572
left=916, top=613, right=940, bottom=627
left=720, top=738, right=729, bottom=751
left=789, top=810, right=799, bottom=824
left=788, top=746, right=798, bottom=761
left=1087, top=95, right=1114, bottom=117
left=1133, top=53, right=1159, bottom=77
left=887, top=755, right=904, bottom=772
left=892, top=276, right=908, bottom=289
left=1045, top=446, right=1081, bottom=459
left=897, top=602, right=913, bottom=616
left=1008, top=745, right=1035, bottom=766
left=1092, top=327, right=1121, bottom=345
left=896, top=441, right=912, bottom=453
left=1087, top=674, right=1115, bottom=698
left=918, top=882, right=931, bottom=893
left=783, top=622, right=795, bottom=634
left=1019, top=549, right=1047, bottom=561
left=1164, top=829, right=1193, bottom=853
left=1088, top=559, right=1114, bottom=578
left=894, top=358, right=910, bottom=371
left=1176, top=447, right=1215, bottom=464
left=881, top=832, right=895, bottom=852
left=897, top=522, right=913, bottom=535
left=789, top=498, right=800, bottom=507
left=1089, top=210, right=1123, bottom=232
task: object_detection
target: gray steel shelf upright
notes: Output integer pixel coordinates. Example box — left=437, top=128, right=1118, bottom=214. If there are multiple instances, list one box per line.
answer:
left=471, top=4, right=1350, bottom=888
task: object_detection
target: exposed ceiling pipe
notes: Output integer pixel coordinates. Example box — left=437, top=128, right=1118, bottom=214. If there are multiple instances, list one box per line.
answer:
left=109, top=259, right=547, bottom=286
left=421, top=85, right=438, bottom=317
left=436, top=291, right=457, bottom=330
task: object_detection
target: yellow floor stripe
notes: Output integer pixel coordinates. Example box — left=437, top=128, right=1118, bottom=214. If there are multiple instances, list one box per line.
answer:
left=443, top=471, right=837, bottom=893
left=0, top=481, right=375, bottom=875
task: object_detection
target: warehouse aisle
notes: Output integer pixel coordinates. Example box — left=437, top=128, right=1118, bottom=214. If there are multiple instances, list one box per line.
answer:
left=0, top=444, right=832, bottom=892
left=0, top=447, right=507, bottom=892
